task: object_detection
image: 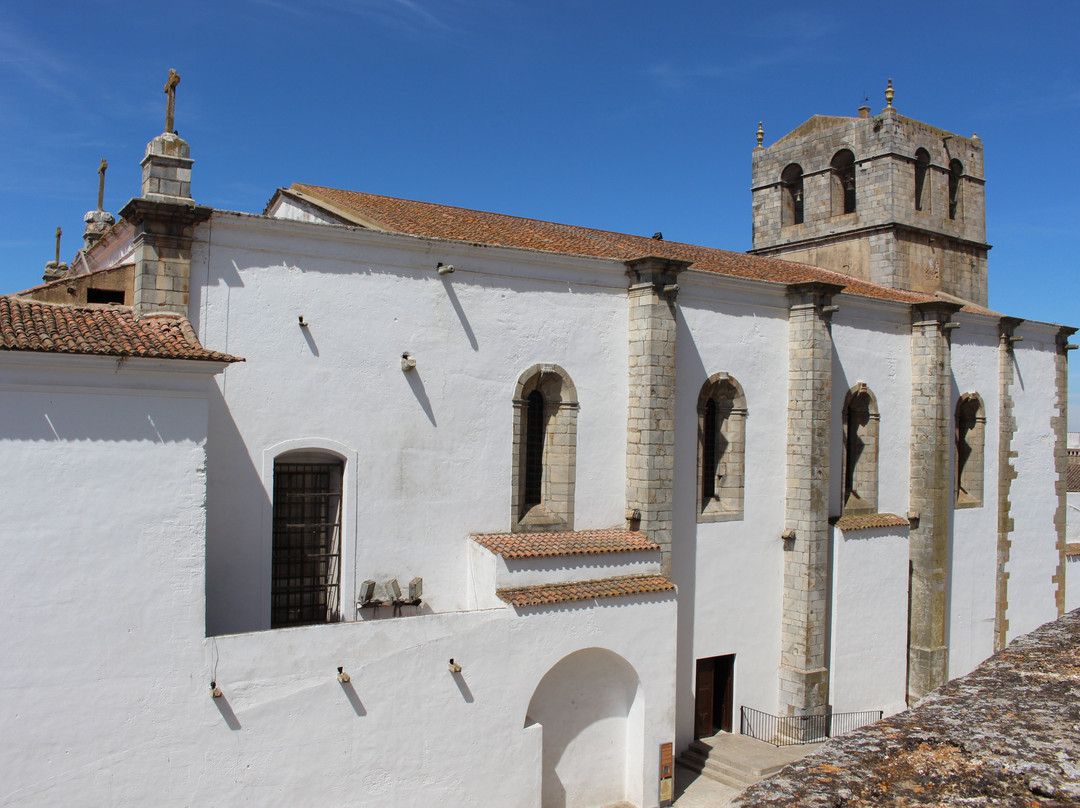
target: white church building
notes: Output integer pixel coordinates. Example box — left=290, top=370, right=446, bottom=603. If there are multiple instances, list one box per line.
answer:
left=1, top=81, right=1074, bottom=807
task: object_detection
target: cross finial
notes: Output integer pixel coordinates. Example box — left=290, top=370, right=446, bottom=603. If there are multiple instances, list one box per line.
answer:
left=164, top=69, right=181, bottom=133
left=756, top=121, right=764, bottom=148
left=97, top=158, right=108, bottom=211
left=885, top=78, right=894, bottom=109
left=54, top=226, right=62, bottom=265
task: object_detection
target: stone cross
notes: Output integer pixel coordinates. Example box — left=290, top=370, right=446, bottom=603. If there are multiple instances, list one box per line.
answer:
left=164, top=69, right=180, bottom=134
left=54, top=227, right=62, bottom=265
left=97, top=158, right=107, bottom=211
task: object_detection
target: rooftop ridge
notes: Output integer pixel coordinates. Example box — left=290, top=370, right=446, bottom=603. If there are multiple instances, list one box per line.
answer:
left=472, top=529, right=659, bottom=559
left=496, top=574, right=675, bottom=607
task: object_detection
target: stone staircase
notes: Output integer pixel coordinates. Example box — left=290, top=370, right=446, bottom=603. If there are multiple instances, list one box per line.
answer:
left=677, top=732, right=821, bottom=791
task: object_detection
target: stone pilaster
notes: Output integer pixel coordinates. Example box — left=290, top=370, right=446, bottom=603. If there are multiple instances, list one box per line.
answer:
left=994, top=317, right=1022, bottom=651
left=119, top=198, right=212, bottom=317
left=625, top=256, right=689, bottom=578
left=779, top=281, right=843, bottom=718
left=141, top=132, right=195, bottom=204
left=907, top=301, right=960, bottom=705
left=1052, top=327, right=1077, bottom=616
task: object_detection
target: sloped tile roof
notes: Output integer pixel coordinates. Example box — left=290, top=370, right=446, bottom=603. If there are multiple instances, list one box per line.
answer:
left=473, top=529, right=658, bottom=559
left=0, top=296, right=241, bottom=363
left=496, top=574, right=675, bottom=606
left=833, top=512, right=909, bottom=531
left=289, top=184, right=938, bottom=306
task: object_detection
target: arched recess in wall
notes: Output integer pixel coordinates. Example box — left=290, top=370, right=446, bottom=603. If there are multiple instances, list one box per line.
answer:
left=831, top=149, right=857, bottom=215
left=955, top=393, right=986, bottom=507
left=524, top=648, right=644, bottom=808
left=697, top=373, right=747, bottom=522
left=842, top=384, right=879, bottom=514
left=948, top=159, right=964, bottom=220
left=262, top=438, right=357, bottom=629
left=914, top=148, right=931, bottom=211
left=781, top=163, right=804, bottom=226
left=512, top=364, right=578, bottom=532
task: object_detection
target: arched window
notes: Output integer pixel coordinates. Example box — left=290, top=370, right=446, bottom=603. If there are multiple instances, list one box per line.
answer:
left=698, top=374, right=747, bottom=522
left=956, top=393, right=986, bottom=507
left=781, top=164, right=804, bottom=226
left=948, top=159, right=964, bottom=220
left=831, top=149, right=857, bottom=215
left=842, top=384, right=879, bottom=514
left=914, top=148, right=931, bottom=211
left=272, top=451, right=344, bottom=627
left=512, top=365, right=578, bottom=531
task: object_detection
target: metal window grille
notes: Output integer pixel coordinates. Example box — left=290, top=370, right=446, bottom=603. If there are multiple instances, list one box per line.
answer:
left=272, top=462, right=342, bottom=628
left=523, top=390, right=545, bottom=508
left=702, top=397, right=718, bottom=506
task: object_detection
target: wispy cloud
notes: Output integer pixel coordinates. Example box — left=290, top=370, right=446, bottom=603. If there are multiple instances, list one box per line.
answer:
left=0, top=15, right=75, bottom=101
left=243, top=0, right=452, bottom=34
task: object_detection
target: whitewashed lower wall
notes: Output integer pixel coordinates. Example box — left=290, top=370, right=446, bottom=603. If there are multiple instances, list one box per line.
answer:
left=829, top=525, right=909, bottom=717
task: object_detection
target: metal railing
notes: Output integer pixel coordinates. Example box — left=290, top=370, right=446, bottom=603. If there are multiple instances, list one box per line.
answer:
left=740, top=706, right=882, bottom=747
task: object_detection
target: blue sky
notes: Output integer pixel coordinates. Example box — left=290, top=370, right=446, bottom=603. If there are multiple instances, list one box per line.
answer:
left=2, top=0, right=1078, bottom=412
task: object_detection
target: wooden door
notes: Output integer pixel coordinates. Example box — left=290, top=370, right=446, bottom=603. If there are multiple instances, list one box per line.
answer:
left=716, top=655, right=735, bottom=733
left=694, top=658, right=714, bottom=738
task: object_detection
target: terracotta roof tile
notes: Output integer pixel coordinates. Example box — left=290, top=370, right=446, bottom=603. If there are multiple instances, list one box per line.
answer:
left=1066, top=543, right=1080, bottom=558
left=290, top=185, right=940, bottom=306
left=0, top=296, right=241, bottom=363
left=833, top=512, right=909, bottom=531
left=472, top=529, right=658, bottom=559
left=497, top=574, right=675, bottom=607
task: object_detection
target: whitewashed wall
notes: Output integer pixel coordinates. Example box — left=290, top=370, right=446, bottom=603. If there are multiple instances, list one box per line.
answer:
left=192, top=213, right=631, bottom=635
left=673, top=276, right=790, bottom=748
left=947, top=314, right=1002, bottom=676
left=829, top=524, right=909, bottom=717
left=1005, top=323, right=1064, bottom=640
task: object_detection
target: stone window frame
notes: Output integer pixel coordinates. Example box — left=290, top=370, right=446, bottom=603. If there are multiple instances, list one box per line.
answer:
left=781, top=163, right=805, bottom=227
left=271, top=449, right=345, bottom=628
left=948, top=159, right=964, bottom=221
left=914, top=148, right=931, bottom=212
left=841, top=383, right=879, bottom=515
left=830, top=148, right=857, bottom=216
left=511, top=364, right=578, bottom=533
left=955, top=392, right=986, bottom=508
left=697, top=373, right=747, bottom=523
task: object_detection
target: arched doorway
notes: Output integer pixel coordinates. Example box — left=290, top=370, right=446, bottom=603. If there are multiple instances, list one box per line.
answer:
left=525, top=648, right=643, bottom=808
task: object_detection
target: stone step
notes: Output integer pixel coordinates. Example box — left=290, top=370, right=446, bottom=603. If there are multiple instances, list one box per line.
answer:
left=688, top=739, right=790, bottom=778
left=677, top=749, right=758, bottom=790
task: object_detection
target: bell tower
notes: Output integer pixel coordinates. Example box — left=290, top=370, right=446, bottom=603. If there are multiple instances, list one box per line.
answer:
left=750, top=81, right=990, bottom=307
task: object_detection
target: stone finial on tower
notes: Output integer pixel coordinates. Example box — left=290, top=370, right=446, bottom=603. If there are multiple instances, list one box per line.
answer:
left=756, top=121, right=764, bottom=150
left=43, top=226, right=69, bottom=282
left=84, top=158, right=116, bottom=249
left=140, top=69, right=194, bottom=205
left=885, top=78, right=895, bottom=109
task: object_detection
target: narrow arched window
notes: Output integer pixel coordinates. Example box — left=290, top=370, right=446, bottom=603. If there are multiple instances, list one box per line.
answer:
left=914, top=148, right=931, bottom=211
left=842, top=385, right=879, bottom=514
left=512, top=365, right=578, bottom=532
left=831, top=149, right=856, bottom=215
left=272, top=452, right=344, bottom=628
left=956, top=393, right=985, bottom=507
left=781, top=164, right=804, bottom=226
left=948, top=159, right=963, bottom=220
left=524, top=390, right=545, bottom=508
left=698, top=374, right=747, bottom=522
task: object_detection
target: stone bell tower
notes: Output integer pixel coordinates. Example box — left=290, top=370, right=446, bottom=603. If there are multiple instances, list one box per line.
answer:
left=750, top=81, right=990, bottom=307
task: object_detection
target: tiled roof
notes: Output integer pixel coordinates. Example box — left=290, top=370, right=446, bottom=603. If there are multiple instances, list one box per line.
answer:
left=497, top=574, right=675, bottom=607
left=289, top=184, right=940, bottom=306
left=472, top=529, right=658, bottom=559
left=0, top=296, right=241, bottom=363
left=833, top=512, right=909, bottom=531
left=1066, top=543, right=1080, bottom=558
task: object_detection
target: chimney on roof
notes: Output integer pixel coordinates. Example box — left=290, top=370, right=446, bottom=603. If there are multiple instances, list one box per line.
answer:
left=83, top=158, right=116, bottom=249
left=858, top=105, right=871, bottom=119
left=119, top=69, right=211, bottom=318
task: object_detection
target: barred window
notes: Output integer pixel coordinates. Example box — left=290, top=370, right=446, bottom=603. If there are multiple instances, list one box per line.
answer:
left=272, top=457, right=343, bottom=628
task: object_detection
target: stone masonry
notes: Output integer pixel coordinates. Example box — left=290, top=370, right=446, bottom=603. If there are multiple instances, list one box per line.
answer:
left=779, top=281, right=842, bottom=718
left=994, top=317, right=1021, bottom=651
left=907, top=301, right=960, bottom=704
left=750, top=94, right=989, bottom=306
left=625, top=256, right=688, bottom=578
left=1052, top=327, right=1077, bottom=615
left=120, top=130, right=210, bottom=317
